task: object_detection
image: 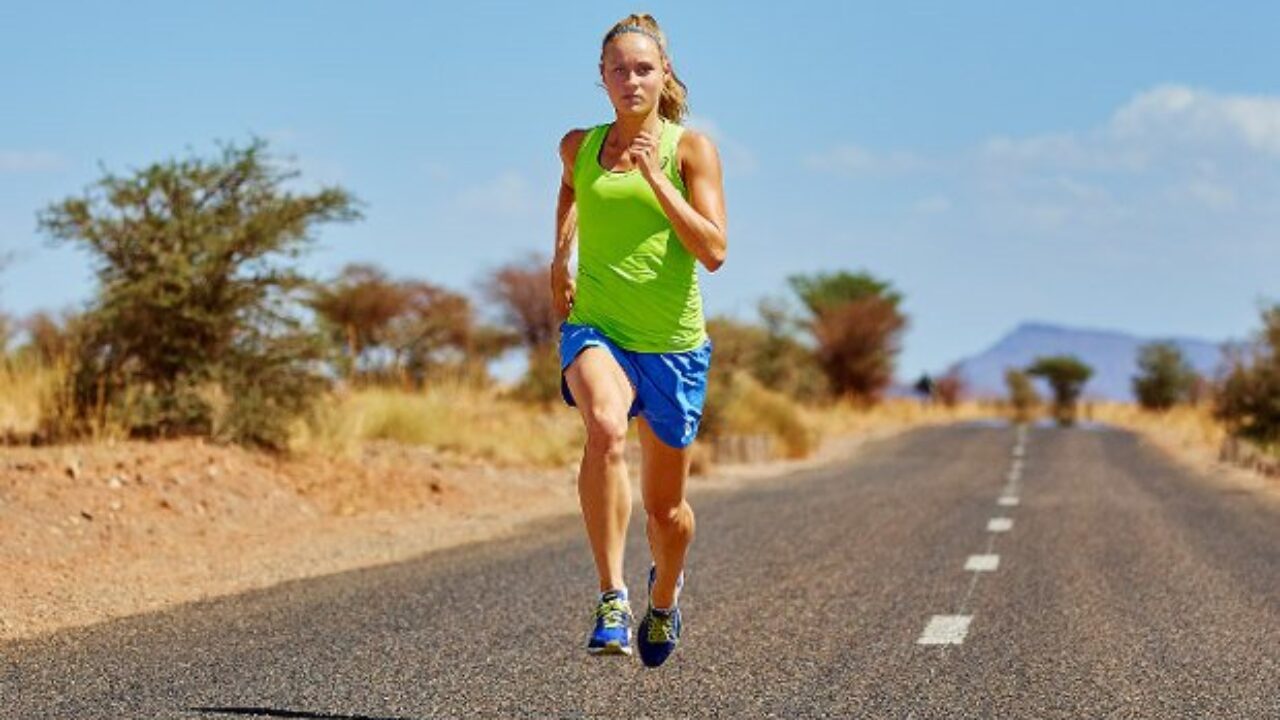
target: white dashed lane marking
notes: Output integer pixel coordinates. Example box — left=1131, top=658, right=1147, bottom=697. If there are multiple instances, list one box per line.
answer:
left=987, top=517, right=1013, bottom=533
left=918, top=615, right=973, bottom=645
left=965, top=554, right=1001, bottom=572
left=920, top=426, right=1028, bottom=649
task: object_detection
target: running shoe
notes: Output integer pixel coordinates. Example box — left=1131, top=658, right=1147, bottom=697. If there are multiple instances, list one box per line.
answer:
left=587, top=589, right=632, bottom=656
left=637, top=605, right=682, bottom=668
left=638, top=564, right=685, bottom=667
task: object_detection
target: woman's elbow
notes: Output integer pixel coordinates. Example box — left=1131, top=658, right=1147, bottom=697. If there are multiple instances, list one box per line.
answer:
left=704, top=242, right=727, bottom=273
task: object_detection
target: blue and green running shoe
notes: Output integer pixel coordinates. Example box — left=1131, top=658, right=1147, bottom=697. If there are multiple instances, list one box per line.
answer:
left=637, top=605, right=682, bottom=667
left=638, top=564, right=685, bottom=667
left=587, top=589, right=632, bottom=656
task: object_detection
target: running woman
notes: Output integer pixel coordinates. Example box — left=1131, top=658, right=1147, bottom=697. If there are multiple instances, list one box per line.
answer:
left=552, top=13, right=727, bottom=668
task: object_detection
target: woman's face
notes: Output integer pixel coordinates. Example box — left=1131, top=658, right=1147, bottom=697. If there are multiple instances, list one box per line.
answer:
left=600, top=33, right=666, bottom=118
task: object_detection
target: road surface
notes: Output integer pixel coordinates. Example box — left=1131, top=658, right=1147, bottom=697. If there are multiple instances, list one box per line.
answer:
left=4, top=423, right=1279, bottom=718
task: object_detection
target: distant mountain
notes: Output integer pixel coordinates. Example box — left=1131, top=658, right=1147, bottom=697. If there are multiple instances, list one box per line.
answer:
left=948, top=322, right=1228, bottom=402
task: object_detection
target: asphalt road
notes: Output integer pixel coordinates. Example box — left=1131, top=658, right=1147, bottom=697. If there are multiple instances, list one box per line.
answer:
left=4, top=423, right=1279, bottom=719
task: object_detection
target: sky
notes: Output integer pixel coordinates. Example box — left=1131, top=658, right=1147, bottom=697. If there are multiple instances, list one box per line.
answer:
left=1, top=1, right=1278, bottom=380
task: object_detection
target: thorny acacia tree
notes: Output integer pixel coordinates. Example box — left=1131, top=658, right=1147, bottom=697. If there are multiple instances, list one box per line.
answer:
left=788, top=270, right=907, bottom=402
left=38, top=139, right=361, bottom=447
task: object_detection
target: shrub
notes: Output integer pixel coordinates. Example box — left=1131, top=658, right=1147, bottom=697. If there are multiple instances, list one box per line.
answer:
left=37, top=139, right=360, bottom=449
left=704, top=371, right=816, bottom=458
left=1132, top=341, right=1196, bottom=411
left=1214, top=305, right=1280, bottom=447
left=1004, top=368, right=1040, bottom=422
left=1027, top=355, right=1093, bottom=426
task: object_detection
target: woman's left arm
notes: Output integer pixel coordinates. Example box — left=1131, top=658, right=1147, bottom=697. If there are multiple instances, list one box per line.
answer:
left=633, top=130, right=727, bottom=272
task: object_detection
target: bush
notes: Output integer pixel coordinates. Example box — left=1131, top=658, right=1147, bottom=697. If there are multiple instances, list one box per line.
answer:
left=706, top=311, right=827, bottom=402
left=701, top=370, right=815, bottom=458
left=1132, top=342, right=1196, bottom=411
left=37, top=139, right=360, bottom=449
left=934, top=368, right=966, bottom=408
left=1027, top=355, right=1093, bottom=426
left=1215, top=305, right=1280, bottom=447
left=511, top=342, right=563, bottom=405
left=1004, top=368, right=1040, bottom=422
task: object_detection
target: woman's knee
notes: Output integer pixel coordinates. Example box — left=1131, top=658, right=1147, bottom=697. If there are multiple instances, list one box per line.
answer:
left=583, top=407, right=629, bottom=461
left=646, top=499, right=692, bottom=530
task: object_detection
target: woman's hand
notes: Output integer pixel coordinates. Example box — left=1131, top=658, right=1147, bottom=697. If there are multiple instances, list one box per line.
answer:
left=627, top=130, right=662, bottom=181
left=550, top=259, right=575, bottom=320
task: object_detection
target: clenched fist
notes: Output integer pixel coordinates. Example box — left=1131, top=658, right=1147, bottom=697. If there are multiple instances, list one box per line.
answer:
left=551, top=260, right=575, bottom=321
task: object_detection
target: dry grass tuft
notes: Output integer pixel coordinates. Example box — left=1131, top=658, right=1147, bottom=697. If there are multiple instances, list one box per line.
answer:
left=718, top=374, right=818, bottom=458
left=0, top=358, right=69, bottom=441
left=808, top=397, right=996, bottom=438
left=1091, top=402, right=1227, bottom=462
left=292, top=383, right=585, bottom=467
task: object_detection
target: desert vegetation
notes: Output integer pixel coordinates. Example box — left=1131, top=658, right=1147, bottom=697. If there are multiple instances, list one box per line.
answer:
left=1, top=139, right=970, bottom=470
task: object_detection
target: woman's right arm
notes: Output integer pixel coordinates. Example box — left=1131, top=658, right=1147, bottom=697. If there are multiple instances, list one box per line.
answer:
left=552, top=129, right=587, bottom=321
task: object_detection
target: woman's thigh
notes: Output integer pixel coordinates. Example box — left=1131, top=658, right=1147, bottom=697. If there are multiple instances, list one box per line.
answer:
left=565, top=346, right=636, bottom=429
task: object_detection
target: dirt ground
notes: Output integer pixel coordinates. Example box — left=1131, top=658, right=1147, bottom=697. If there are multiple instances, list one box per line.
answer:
left=0, top=431, right=898, bottom=643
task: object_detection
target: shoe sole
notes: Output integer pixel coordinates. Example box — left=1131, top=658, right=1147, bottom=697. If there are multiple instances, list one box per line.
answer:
left=587, top=640, right=633, bottom=656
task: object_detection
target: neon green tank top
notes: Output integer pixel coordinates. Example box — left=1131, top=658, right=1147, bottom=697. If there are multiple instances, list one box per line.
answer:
left=568, top=119, right=707, bottom=352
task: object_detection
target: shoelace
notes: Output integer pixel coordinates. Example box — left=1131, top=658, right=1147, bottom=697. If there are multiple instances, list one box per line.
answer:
left=645, top=611, right=678, bottom=643
left=595, top=598, right=630, bottom=629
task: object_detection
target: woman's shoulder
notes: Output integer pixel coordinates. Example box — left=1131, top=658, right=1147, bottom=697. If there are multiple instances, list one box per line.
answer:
left=558, top=124, right=609, bottom=165
left=676, top=127, right=720, bottom=170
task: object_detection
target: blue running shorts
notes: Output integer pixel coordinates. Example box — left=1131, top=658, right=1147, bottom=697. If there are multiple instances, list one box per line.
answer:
left=559, top=322, right=712, bottom=449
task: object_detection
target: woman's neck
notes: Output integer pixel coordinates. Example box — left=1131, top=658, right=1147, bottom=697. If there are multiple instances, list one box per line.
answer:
left=611, top=111, right=663, bottom=143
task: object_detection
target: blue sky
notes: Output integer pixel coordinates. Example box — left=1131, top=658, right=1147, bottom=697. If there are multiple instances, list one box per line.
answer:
left=2, top=1, right=1278, bottom=379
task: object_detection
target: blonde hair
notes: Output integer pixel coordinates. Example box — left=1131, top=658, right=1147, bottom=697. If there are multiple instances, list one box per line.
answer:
left=601, top=13, right=688, bottom=123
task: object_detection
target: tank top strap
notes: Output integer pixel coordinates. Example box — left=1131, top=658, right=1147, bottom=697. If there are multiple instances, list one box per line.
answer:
left=573, top=124, right=610, bottom=181
left=659, top=120, right=687, bottom=194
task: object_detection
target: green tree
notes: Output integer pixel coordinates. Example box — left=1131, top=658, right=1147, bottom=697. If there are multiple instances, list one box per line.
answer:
left=787, top=270, right=907, bottom=402
left=38, top=138, right=360, bottom=448
left=309, top=263, right=410, bottom=377
left=1004, top=368, right=1040, bottom=422
left=1215, top=305, right=1280, bottom=447
left=788, top=271, right=903, bottom=318
left=1132, top=341, right=1196, bottom=411
left=1027, top=355, right=1093, bottom=426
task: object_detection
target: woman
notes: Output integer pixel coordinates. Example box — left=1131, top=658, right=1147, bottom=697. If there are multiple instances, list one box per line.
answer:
left=552, top=13, right=727, bottom=668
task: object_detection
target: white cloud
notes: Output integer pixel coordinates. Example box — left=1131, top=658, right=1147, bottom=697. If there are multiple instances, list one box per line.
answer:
left=0, top=150, right=65, bottom=173
left=805, top=144, right=926, bottom=175
left=685, top=115, right=758, bottom=176
left=979, top=132, right=1145, bottom=173
left=962, top=84, right=1280, bottom=241
left=1110, top=84, right=1280, bottom=156
left=456, top=170, right=535, bottom=216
